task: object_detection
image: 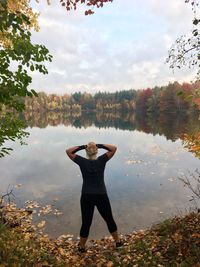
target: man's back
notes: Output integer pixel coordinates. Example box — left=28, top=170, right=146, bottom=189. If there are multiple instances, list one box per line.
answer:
left=73, top=153, right=109, bottom=194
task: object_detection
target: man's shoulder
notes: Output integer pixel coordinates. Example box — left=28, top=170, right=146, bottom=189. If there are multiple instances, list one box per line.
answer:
left=98, top=153, right=109, bottom=163
left=73, top=154, right=86, bottom=164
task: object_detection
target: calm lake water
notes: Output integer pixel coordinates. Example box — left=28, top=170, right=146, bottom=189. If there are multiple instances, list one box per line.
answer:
left=0, top=112, right=199, bottom=239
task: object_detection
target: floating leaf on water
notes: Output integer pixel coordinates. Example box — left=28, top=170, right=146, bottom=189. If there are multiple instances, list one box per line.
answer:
left=14, top=184, right=22, bottom=188
left=125, top=159, right=143, bottom=164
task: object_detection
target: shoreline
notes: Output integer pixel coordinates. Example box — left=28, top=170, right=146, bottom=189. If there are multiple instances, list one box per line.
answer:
left=0, top=202, right=199, bottom=266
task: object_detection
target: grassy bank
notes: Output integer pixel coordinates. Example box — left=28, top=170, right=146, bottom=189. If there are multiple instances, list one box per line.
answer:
left=0, top=210, right=200, bottom=267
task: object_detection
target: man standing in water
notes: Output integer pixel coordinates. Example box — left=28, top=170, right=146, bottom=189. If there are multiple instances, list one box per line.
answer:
left=66, top=142, right=123, bottom=252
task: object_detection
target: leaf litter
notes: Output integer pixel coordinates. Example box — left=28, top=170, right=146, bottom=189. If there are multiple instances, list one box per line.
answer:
left=0, top=196, right=200, bottom=266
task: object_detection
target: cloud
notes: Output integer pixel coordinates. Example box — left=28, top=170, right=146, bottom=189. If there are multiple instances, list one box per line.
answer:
left=29, top=0, right=196, bottom=94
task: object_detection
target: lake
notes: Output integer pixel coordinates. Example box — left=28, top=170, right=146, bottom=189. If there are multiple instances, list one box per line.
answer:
left=0, top=112, right=199, bottom=239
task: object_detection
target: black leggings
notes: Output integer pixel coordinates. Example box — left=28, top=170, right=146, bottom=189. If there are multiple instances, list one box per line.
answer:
left=80, top=193, right=117, bottom=238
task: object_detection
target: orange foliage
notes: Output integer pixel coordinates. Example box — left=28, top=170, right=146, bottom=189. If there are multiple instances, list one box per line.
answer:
left=181, top=132, right=200, bottom=158
left=193, top=97, right=200, bottom=110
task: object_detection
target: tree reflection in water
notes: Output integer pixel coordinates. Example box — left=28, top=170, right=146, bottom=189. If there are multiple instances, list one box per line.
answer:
left=23, top=111, right=200, bottom=158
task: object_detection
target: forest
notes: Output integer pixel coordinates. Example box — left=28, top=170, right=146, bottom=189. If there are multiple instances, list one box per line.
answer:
left=23, top=81, right=200, bottom=114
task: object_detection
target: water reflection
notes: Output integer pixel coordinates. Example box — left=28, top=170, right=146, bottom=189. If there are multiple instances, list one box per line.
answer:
left=0, top=112, right=199, bottom=239
left=23, top=111, right=199, bottom=141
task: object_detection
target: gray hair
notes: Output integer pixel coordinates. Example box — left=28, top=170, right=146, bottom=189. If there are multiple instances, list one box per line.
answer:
left=86, top=142, right=98, bottom=160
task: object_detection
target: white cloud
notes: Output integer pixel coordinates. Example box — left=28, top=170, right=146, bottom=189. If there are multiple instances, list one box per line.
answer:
left=29, top=0, right=197, bottom=94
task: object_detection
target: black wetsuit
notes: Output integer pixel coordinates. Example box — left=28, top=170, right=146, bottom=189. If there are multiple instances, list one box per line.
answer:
left=73, top=153, right=117, bottom=238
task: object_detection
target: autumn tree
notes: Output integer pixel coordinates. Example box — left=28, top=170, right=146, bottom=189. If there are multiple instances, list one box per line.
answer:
left=136, top=88, right=153, bottom=115
left=181, top=132, right=200, bottom=158
left=166, top=0, right=200, bottom=110
left=0, top=0, right=52, bottom=157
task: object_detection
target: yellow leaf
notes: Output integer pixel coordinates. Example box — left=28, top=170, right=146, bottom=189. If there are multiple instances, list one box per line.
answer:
left=192, top=233, right=200, bottom=238
left=14, top=184, right=22, bottom=188
left=37, top=220, right=46, bottom=228
left=106, top=261, right=114, bottom=267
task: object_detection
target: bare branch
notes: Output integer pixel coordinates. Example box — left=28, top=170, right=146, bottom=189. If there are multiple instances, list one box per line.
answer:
left=0, top=185, right=15, bottom=206
left=166, top=0, right=200, bottom=80
left=178, top=169, right=200, bottom=211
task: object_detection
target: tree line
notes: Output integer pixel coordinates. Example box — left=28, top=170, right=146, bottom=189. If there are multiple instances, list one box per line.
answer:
left=23, top=81, right=200, bottom=114
left=22, top=108, right=199, bottom=157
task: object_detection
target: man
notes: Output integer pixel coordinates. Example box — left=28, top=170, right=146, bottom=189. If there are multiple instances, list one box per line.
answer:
left=66, top=142, right=123, bottom=252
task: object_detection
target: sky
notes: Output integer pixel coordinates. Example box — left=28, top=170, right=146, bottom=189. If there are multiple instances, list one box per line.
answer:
left=30, top=0, right=196, bottom=94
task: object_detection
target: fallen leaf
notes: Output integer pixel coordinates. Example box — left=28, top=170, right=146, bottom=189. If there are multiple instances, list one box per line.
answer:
left=37, top=220, right=46, bottom=228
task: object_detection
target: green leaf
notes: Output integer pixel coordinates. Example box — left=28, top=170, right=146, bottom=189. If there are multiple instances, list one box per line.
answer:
left=31, top=89, right=38, bottom=97
left=177, top=91, right=183, bottom=96
left=193, top=18, right=199, bottom=25
left=0, top=3, right=52, bottom=157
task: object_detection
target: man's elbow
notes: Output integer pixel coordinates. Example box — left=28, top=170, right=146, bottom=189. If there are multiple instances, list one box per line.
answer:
left=113, top=146, right=117, bottom=153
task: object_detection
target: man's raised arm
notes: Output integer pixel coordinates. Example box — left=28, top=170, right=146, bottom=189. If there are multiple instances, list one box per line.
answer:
left=66, top=145, right=86, bottom=160
left=96, top=144, right=117, bottom=159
